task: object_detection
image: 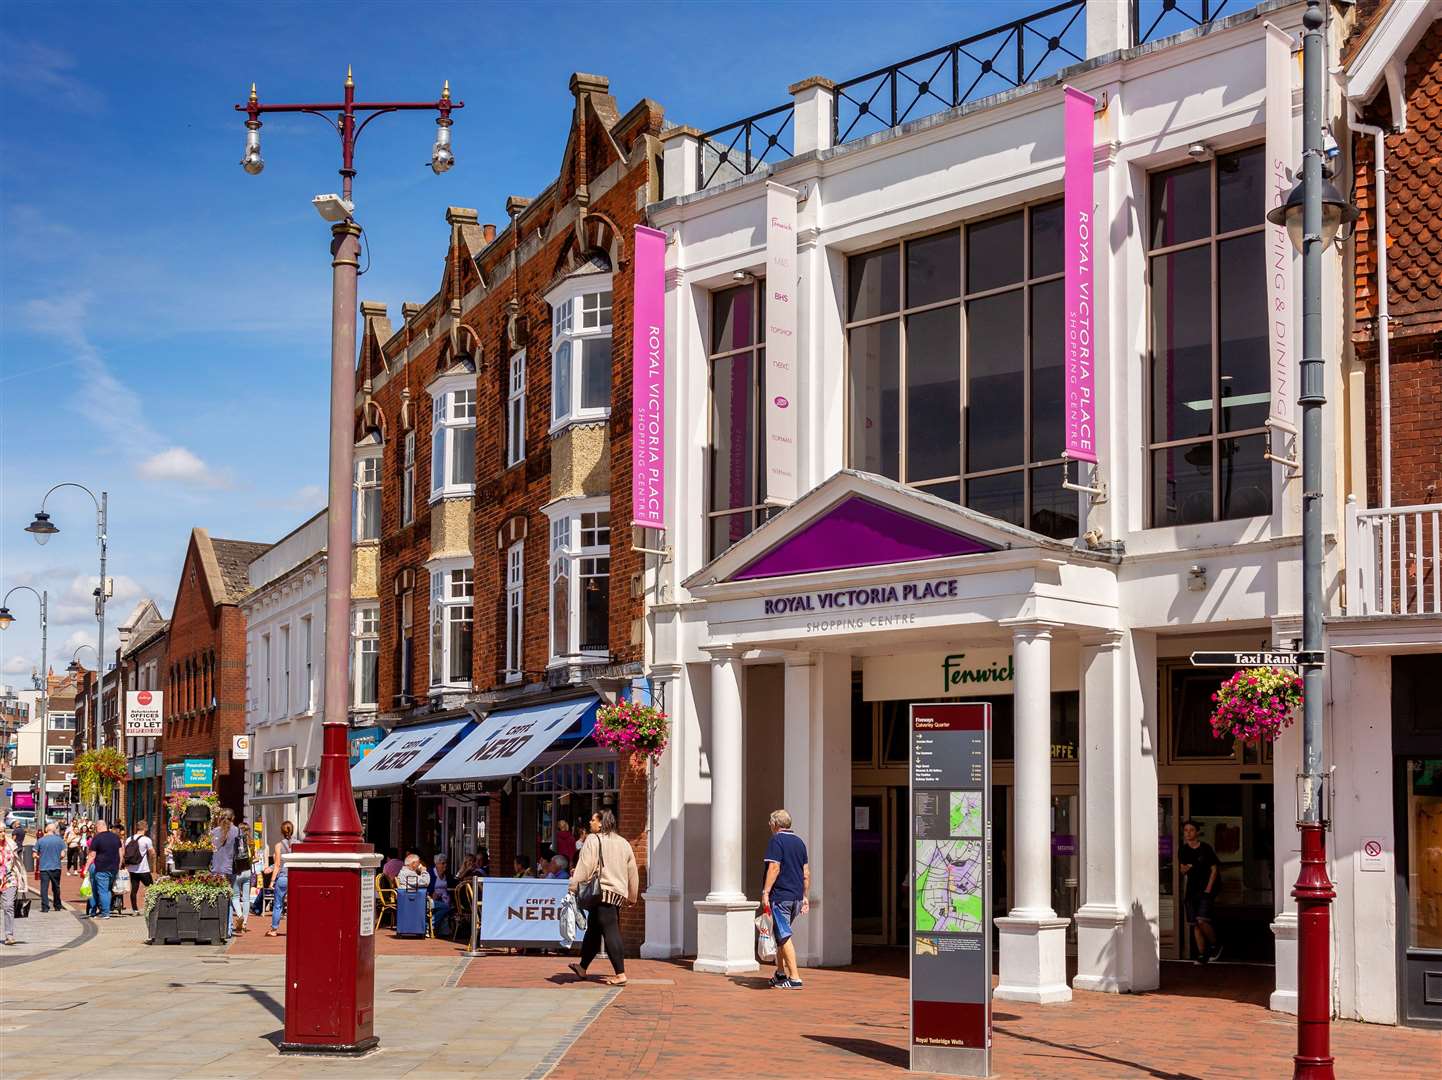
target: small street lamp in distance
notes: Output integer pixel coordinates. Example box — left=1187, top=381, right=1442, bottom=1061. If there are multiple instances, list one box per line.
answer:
left=0, top=586, right=49, bottom=826
left=234, top=69, right=461, bottom=1057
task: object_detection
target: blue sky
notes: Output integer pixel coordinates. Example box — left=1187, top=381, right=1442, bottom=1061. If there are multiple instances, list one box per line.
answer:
left=0, top=0, right=1039, bottom=679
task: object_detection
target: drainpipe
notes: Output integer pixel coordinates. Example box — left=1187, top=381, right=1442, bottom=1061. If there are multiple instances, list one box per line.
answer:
left=1351, top=120, right=1391, bottom=507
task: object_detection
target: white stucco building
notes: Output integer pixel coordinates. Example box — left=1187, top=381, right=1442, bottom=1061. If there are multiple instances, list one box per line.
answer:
left=637, top=0, right=1438, bottom=1029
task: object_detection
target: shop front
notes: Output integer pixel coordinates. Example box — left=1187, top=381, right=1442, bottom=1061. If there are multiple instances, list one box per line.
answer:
left=126, top=752, right=163, bottom=832
left=349, top=714, right=476, bottom=859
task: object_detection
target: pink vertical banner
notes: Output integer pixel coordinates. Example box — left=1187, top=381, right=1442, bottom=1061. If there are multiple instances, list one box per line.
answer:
left=1063, top=86, right=1097, bottom=464
left=631, top=225, right=667, bottom=529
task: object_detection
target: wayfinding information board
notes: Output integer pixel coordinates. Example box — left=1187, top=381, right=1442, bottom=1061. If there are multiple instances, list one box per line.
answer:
left=910, top=701, right=991, bottom=1077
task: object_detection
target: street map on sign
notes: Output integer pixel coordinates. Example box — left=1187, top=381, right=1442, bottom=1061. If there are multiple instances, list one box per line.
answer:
left=914, top=839, right=984, bottom=933
left=950, top=791, right=983, bottom=837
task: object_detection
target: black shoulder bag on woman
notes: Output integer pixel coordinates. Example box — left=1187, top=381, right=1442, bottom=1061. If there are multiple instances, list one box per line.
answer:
left=233, top=829, right=252, bottom=874
left=576, top=834, right=605, bottom=914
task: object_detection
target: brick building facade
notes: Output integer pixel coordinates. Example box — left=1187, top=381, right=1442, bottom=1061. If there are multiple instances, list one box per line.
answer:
left=162, top=528, right=270, bottom=815
left=352, top=72, right=664, bottom=949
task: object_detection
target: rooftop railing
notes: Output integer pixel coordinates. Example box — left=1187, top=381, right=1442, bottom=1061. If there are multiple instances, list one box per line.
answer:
left=1346, top=499, right=1442, bottom=617
left=689, top=0, right=1256, bottom=193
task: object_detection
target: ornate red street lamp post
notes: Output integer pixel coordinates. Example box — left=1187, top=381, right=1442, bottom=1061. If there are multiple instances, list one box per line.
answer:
left=235, top=70, right=461, bottom=1055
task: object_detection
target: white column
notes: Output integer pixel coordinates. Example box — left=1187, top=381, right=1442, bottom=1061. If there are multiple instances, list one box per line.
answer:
left=642, top=663, right=684, bottom=959
left=783, top=652, right=852, bottom=969
left=1073, top=631, right=1133, bottom=993
left=1085, top=0, right=1132, bottom=57
left=995, top=620, right=1071, bottom=1003
left=694, top=645, right=759, bottom=973
left=1269, top=618, right=1301, bottom=1013
left=659, top=126, right=701, bottom=200
left=788, top=76, right=836, bottom=156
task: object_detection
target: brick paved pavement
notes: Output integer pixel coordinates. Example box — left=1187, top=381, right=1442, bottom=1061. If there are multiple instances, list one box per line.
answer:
left=458, top=951, right=1440, bottom=1079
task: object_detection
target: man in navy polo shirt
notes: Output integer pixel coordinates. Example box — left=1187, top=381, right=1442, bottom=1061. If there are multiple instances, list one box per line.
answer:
left=760, top=808, right=810, bottom=989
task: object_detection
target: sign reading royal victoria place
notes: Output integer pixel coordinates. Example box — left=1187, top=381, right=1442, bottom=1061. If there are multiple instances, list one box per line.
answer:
left=910, top=700, right=991, bottom=1077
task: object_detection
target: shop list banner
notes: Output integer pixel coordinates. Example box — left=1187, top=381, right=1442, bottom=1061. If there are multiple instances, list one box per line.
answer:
left=480, top=877, right=569, bottom=946
left=1263, top=22, right=1298, bottom=451
left=764, top=182, right=800, bottom=504
left=1063, top=86, right=1097, bottom=466
left=631, top=224, right=667, bottom=529
left=910, top=701, right=991, bottom=1077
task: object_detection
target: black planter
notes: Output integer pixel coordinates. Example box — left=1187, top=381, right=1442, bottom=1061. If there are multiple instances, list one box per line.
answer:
left=172, top=849, right=212, bottom=871
left=182, top=803, right=213, bottom=824
left=147, top=895, right=229, bottom=945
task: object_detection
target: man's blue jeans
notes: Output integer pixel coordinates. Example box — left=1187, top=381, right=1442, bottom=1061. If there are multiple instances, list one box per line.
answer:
left=93, top=870, right=115, bottom=917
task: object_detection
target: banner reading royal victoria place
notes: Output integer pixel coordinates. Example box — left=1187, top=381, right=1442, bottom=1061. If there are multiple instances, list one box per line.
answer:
left=1063, top=86, right=1097, bottom=467
left=631, top=224, right=666, bottom=530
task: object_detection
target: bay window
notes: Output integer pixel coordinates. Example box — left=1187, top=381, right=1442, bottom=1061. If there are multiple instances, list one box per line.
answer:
left=845, top=200, right=1075, bottom=538
left=707, top=280, right=773, bottom=558
left=1148, top=144, right=1271, bottom=526
left=545, top=501, right=610, bottom=663
left=429, top=561, right=474, bottom=688
left=505, top=541, right=524, bottom=682
left=548, top=280, right=613, bottom=428
left=508, top=351, right=526, bottom=467
left=401, top=430, right=416, bottom=527
left=351, top=606, right=378, bottom=710
left=430, top=379, right=477, bottom=501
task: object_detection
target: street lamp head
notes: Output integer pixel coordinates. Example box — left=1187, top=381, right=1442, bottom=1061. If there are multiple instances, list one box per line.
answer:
left=25, top=511, right=58, bottom=545
left=241, top=120, right=265, bottom=176
left=1266, top=175, right=1359, bottom=253
left=431, top=116, right=454, bottom=175
left=0, top=607, right=13, bottom=630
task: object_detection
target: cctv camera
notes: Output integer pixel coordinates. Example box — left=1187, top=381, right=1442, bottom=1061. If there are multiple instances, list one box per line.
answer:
left=1187, top=142, right=1213, bottom=161
left=312, top=193, right=355, bottom=222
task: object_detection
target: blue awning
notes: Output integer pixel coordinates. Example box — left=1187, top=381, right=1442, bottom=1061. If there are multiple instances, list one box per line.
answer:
left=420, top=697, right=598, bottom=786
left=348, top=716, right=475, bottom=793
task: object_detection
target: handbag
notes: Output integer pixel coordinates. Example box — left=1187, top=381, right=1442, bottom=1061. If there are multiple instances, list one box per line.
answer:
left=232, top=830, right=253, bottom=874
left=14, top=897, right=31, bottom=919
left=576, top=835, right=605, bottom=914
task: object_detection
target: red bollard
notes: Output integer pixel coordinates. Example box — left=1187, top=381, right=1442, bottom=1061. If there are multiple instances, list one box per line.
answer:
left=1292, top=821, right=1335, bottom=1080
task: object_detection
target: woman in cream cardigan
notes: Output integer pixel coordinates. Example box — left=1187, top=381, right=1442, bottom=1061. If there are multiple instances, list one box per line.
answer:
left=566, top=809, right=638, bottom=986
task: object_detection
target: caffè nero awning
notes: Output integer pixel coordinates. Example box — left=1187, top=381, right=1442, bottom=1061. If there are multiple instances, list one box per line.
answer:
left=417, top=696, right=599, bottom=791
left=348, top=715, right=476, bottom=796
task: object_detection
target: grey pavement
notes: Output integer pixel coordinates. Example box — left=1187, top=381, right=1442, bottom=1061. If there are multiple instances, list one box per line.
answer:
left=0, top=904, right=94, bottom=966
left=0, top=913, right=609, bottom=1078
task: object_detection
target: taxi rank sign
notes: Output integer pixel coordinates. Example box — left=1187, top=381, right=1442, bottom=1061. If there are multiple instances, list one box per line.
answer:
left=910, top=700, right=992, bottom=1078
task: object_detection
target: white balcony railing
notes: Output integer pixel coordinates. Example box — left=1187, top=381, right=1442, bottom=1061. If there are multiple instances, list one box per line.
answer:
left=1346, top=497, right=1442, bottom=616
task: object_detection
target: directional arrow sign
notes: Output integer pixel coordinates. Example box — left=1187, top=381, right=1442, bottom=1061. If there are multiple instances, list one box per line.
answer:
left=1190, top=650, right=1324, bottom=667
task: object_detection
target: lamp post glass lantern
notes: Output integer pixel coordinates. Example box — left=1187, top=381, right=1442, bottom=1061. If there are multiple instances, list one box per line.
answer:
left=235, top=69, right=460, bottom=1056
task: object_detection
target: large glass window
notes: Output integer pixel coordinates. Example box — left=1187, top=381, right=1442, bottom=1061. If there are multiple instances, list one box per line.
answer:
left=351, top=606, right=378, bottom=710
left=505, top=541, right=524, bottom=682
left=844, top=202, right=1075, bottom=538
left=1148, top=145, right=1272, bottom=526
left=429, top=382, right=477, bottom=501
left=550, top=285, right=613, bottom=427
left=707, top=280, right=772, bottom=557
left=547, top=505, right=610, bottom=662
left=354, top=452, right=381, bottom=541
left=507, top=351, right=527, bottom=467
left=428, top=564, right=473, bottom=688
left=401, top=431, right=416, bottom=527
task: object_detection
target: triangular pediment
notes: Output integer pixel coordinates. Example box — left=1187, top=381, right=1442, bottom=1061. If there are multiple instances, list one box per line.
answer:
left=691, top=471, right=1067, bottom=588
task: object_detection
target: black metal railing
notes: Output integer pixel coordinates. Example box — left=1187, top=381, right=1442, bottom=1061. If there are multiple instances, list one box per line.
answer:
left=832, top=0, right=1087, bottom=145
left=698, top=103, right=795, bottom=191
left=1133, top=0, right=1238, bottom=46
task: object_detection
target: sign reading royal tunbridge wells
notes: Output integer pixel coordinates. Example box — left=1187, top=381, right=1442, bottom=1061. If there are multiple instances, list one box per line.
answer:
left=910, top=700, right=991, bottom=1077
left=764, top=181, right=800, bottom=504
left=1063, top=85, right=1097, bottom=466
left=631, top=224, right=667, bottom=530
left=125, top=689, right=163, bottom=738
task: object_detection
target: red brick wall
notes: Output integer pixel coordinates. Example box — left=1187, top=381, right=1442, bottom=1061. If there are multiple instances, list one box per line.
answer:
left=163, top=540, right=250, bottom=814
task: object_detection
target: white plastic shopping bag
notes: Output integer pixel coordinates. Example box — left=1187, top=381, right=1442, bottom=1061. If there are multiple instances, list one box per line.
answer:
left=755, top=909, right=777, bottom=961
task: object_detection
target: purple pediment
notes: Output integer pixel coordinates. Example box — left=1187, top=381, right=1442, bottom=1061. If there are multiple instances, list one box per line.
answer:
left=731, top=495, right=996, bottom=581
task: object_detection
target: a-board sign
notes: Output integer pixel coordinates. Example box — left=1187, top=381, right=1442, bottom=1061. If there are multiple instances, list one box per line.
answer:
left=910, top=701, right=991, bottom=1078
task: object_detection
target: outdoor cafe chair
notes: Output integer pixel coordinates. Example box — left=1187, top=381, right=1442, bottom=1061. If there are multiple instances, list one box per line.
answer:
left=375, top=874, right=397, bottom=929
left=451, top=879, right=475, bottom=943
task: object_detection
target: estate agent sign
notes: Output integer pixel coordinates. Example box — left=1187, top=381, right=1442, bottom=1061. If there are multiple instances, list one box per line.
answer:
left=910, top=701, right=991, bottom=1077
left=125, top=689, right=164, bottom=738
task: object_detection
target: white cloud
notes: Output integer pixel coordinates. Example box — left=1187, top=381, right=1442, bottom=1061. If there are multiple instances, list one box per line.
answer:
left=3, top=656, right=33, bottom=676
left=50, top=574, right=144, bottom=627
left=138, top=447, right=233, bottom=490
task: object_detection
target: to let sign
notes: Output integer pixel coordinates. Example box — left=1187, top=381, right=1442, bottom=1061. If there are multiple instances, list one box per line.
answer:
left=125, top=690, right=164, bottom=738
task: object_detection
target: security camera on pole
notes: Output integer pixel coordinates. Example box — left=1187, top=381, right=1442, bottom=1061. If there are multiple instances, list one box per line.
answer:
left=234, top=69, right=460, bottom=1056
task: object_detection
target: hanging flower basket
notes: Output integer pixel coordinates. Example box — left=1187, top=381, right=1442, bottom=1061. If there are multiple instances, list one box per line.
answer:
left=1209, top=666, right=1303, bottom=745
left=594, top=700, right=670, bottom=765
left=166, top=790, right=219, bottom=823
left=75, top=747, right=128, bottom=804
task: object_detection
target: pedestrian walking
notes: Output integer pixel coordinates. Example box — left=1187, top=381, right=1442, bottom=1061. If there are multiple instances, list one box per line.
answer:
left=1, top=828, right=28, bottom=945
left=565, top=809, right=639, bottom=987
left=65, top=821, right=81, bottom=875
left=210, top=809, right=241, bottom=937
left=231, top=818, right=255, bottom=934
left=123, top=821, right=155, bottom=914
left=265, top=821, right=294, bottom=937
left=1179, top=819, right=1222, bottom=964
left=81, top=820, right=123, bottom=920
left=35, top=823, right=65, bottom=912
left=760, top=808, right=810, bottom=989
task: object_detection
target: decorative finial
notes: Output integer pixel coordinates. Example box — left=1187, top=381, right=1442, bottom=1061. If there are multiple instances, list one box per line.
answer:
left=248, top=82, right=257, bottom=103
left=345, top=65, right=354, bottom=88
left=442, top=79, right=450, bottom=101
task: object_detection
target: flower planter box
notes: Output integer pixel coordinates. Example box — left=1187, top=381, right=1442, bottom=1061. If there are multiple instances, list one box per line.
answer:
left=172, top=849, right=212, bottom=872
left=147, top=895, right=229, bottom=945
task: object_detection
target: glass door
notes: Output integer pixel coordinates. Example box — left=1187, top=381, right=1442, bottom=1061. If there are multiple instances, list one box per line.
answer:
left=852, top=788, right=887, bottom=943
left=1158, top=786, right=1180, bottom=958
left=1399, top=758, right=1442, bottom=1025
left=1051, top=788, right=1079, bottom=949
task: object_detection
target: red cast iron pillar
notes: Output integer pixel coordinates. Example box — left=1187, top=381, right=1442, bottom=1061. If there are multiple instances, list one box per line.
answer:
left=235, top=71, right=460, bottom=1056
left=1293, top=821, right=1335, bottom=1076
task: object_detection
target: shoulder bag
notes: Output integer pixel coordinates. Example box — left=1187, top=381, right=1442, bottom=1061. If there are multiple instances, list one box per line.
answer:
left=232, top=829, right=253, bottom=874
left=576, top=835, right=605, bottom=914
